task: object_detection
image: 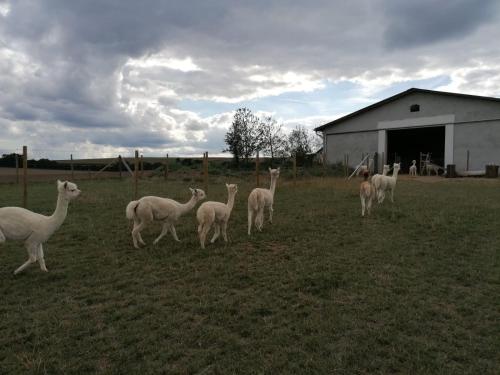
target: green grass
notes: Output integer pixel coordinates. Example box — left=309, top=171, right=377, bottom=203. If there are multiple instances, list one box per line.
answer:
left=0, top=176, right=499, bottom=374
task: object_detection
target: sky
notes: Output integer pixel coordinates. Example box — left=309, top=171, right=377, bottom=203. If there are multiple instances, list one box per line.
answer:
left=1, top=0, right=499, bottom=159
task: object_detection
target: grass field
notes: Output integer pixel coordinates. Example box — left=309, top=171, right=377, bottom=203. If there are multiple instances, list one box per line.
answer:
left=0, top=176, right=499, bottom=374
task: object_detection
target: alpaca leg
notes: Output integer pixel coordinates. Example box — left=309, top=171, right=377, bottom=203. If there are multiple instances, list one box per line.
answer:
left=269, top=205, right=273, bottom=223
left=390, top=187, right=395, bottom=203
left=221, top=222, right=228, bottom=243
left=256, top=209, right=264, bottom=231
left=367, top=197, right=372, bottom=215
left=37, top=244, right=48, bottom=272
left=211, top=224, right=220, bottom=243
left=248, top=210, right=253, bottom=236
left=0, top=228, right=5, bottom=243
left=199, top=224, right=210, bottom=249
left=14, top=244, right=37, bottom=275
left=132, top=221, right=148, bottom=248
left=361, top=196, right=366, bottom=217
left=153, top=222, right=169, bottom=245
left=169, top=224, right=180, bottom=242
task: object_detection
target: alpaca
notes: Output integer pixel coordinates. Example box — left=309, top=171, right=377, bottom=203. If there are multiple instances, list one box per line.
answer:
left=126, top=188, right=206, bottom=248
left=376, top=163, right=401, bottom=203
left=371, top=164, right=390, bottom=196
left=409, top=160, right=417, bottom=176
left=423, top=161, right=443, bottom=176
left=247, top=167, right=280, bottom=235
left=359, top=171, right=373, bottom=217
left=0, top=180, right=81, bottom=274
left=197, top=184, right=238, bottom=249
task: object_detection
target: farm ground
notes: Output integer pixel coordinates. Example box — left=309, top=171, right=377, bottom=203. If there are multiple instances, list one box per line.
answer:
left=0, top=176, right=499, bottom=374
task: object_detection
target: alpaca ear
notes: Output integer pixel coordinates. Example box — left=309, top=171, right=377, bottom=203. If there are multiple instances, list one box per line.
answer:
left=189, top=188, right=195, bottom=194
left=277, top=167, right=280, bottom=172
left=268, top=167, right=272, bottom=172
left=63, top=181, right=68, bottom=189
left=226, top=183, right=229, bottom=188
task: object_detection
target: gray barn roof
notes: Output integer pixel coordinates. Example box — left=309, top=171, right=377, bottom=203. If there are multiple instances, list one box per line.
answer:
left=314, top=88, right=500, bottom=132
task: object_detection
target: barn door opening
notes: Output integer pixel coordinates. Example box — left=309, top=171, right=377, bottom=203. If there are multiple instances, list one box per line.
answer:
left=386, top=126, right=445, bottom=173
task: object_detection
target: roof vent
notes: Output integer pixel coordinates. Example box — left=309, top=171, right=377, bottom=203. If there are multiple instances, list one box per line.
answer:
left=410, top=104, right=420, bottom=112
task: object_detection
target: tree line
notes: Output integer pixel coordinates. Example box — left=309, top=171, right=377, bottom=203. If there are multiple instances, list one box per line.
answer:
left=224, top=108, right=320, bottom=166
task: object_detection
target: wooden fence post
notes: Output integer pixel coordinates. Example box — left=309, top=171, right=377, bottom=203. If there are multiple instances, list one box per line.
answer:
left=466, top=150, right=470, bottom=171
left=164, top=154, right=169, bottom=181
left=15, top=152, right=19, bottom=184
left=203, top=152, right=209, bottom=194
left=22, top=146, right=27, bottom=208
left=256, top=151, right=260, bottom=187
left=118, top=155, right=123, bottom=179
left=134, top=150, right=139, bottom=199
left=293, top=154, right=297, bottom=186
left=70, top=154, right=74, bottom=181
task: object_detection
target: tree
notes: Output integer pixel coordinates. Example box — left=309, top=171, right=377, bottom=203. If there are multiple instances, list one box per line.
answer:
left=259, top=116, right=287, bottom=164
left=287, top=125, right=314, bottom=164
left=224, top=108, right=261, bottom=165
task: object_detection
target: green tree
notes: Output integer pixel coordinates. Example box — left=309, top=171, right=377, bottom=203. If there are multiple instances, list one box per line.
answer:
left=224, top=108, right=261, bottom=165
left=259, top=116, right=287, bottom=165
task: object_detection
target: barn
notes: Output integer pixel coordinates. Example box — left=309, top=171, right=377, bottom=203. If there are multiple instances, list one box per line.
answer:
left=314, top=88, right=500, bottom=174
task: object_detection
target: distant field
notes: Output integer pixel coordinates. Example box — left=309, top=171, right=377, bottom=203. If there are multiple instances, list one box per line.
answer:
left=0, top=176, right=499, bottom=374
left=0, top=167, right=134, bottom=183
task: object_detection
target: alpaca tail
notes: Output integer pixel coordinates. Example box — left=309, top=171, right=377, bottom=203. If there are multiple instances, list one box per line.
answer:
left=126, top=200, right=140, bottom=220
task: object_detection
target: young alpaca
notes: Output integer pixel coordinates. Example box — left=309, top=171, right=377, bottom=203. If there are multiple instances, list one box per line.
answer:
left=126, top=188, right=206, bottom=248
left=360, top=171, right=374, bottom=217
left=197, top=184, right=238, bottom=249
left=247, top=167, right=280, bottom=235
left=376, top=163, right=401, bottom=203
left=409, top=160, right=417, bottom=176
left=371, top=164, right=390, bottom=197
left=0, top=180, right=81, bottom=275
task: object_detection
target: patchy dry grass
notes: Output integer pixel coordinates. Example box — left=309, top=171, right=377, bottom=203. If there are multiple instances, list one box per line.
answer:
left=0, top=176, right=499, bottom=374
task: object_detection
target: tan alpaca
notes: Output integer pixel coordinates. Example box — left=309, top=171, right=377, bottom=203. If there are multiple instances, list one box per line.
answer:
left=409, top=160, right=417, bottom=176
left=359, top=171, right=373, bottom=217
left=247, top=167, right=280, bottom=235
left=126, top=188, right=206, bottom=248
left=197, top=184, right=238, bottom=249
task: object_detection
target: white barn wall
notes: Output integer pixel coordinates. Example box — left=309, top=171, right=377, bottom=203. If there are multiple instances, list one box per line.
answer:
left=454, top=121, right=500, bottom=170
left=326, top=131, right=378, bottom=166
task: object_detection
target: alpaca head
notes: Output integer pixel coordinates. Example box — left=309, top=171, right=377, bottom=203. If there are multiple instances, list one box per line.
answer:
left=268, top=167, right=280, bottom=179
left=382, top=164, right=390, bottom=174
left=57, top=180, right=81, bottom=201
left=411, top=160, right=416, bottom=166
left=225, top=183, right=238, bottom=196
left=393, top=163, right=401, bottom=172
left=189, top=188, right=206, bottom=202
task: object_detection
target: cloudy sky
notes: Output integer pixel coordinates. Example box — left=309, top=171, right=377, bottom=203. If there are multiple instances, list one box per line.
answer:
left=1, top=0, right=499, bottom=159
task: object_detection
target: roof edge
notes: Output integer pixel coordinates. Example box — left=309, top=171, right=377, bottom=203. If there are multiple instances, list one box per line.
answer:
left=314, top=88, right=500, bottom=132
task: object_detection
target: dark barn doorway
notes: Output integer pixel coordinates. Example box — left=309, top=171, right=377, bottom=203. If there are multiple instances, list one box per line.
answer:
left=386, top=126, right=445, bottom=173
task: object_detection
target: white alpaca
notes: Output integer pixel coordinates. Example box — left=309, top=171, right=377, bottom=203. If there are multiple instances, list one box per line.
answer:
left=359, top=171, right=373, bottom=217
left=126, top=188, right=206, bottom=248
left=247, top=167, right=280, bottom=235
left=376, top=163, right=401, bottom=203
left=0, top=180, right=81, bottom=274
left=409, top=160, right=417, bottom=176
left=197, top=184, right=238, bottom=249
left=371, top=164, right=390, bottom=197
left=423, top=161, right=443, bottom=176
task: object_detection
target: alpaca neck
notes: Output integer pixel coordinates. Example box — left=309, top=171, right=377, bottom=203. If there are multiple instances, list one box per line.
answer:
left=47, top=194, right=70, bottom=233
left=178, top=196, right=197, bottom=216
left=226, top=193, right=236, bottom=213
left=392, top=169, right=399, bottom=180
left=269, top=176, right=277, bottom=197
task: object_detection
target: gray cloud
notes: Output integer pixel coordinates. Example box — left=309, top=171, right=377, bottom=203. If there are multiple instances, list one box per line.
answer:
left=383, top=0, right=497, bottom=49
